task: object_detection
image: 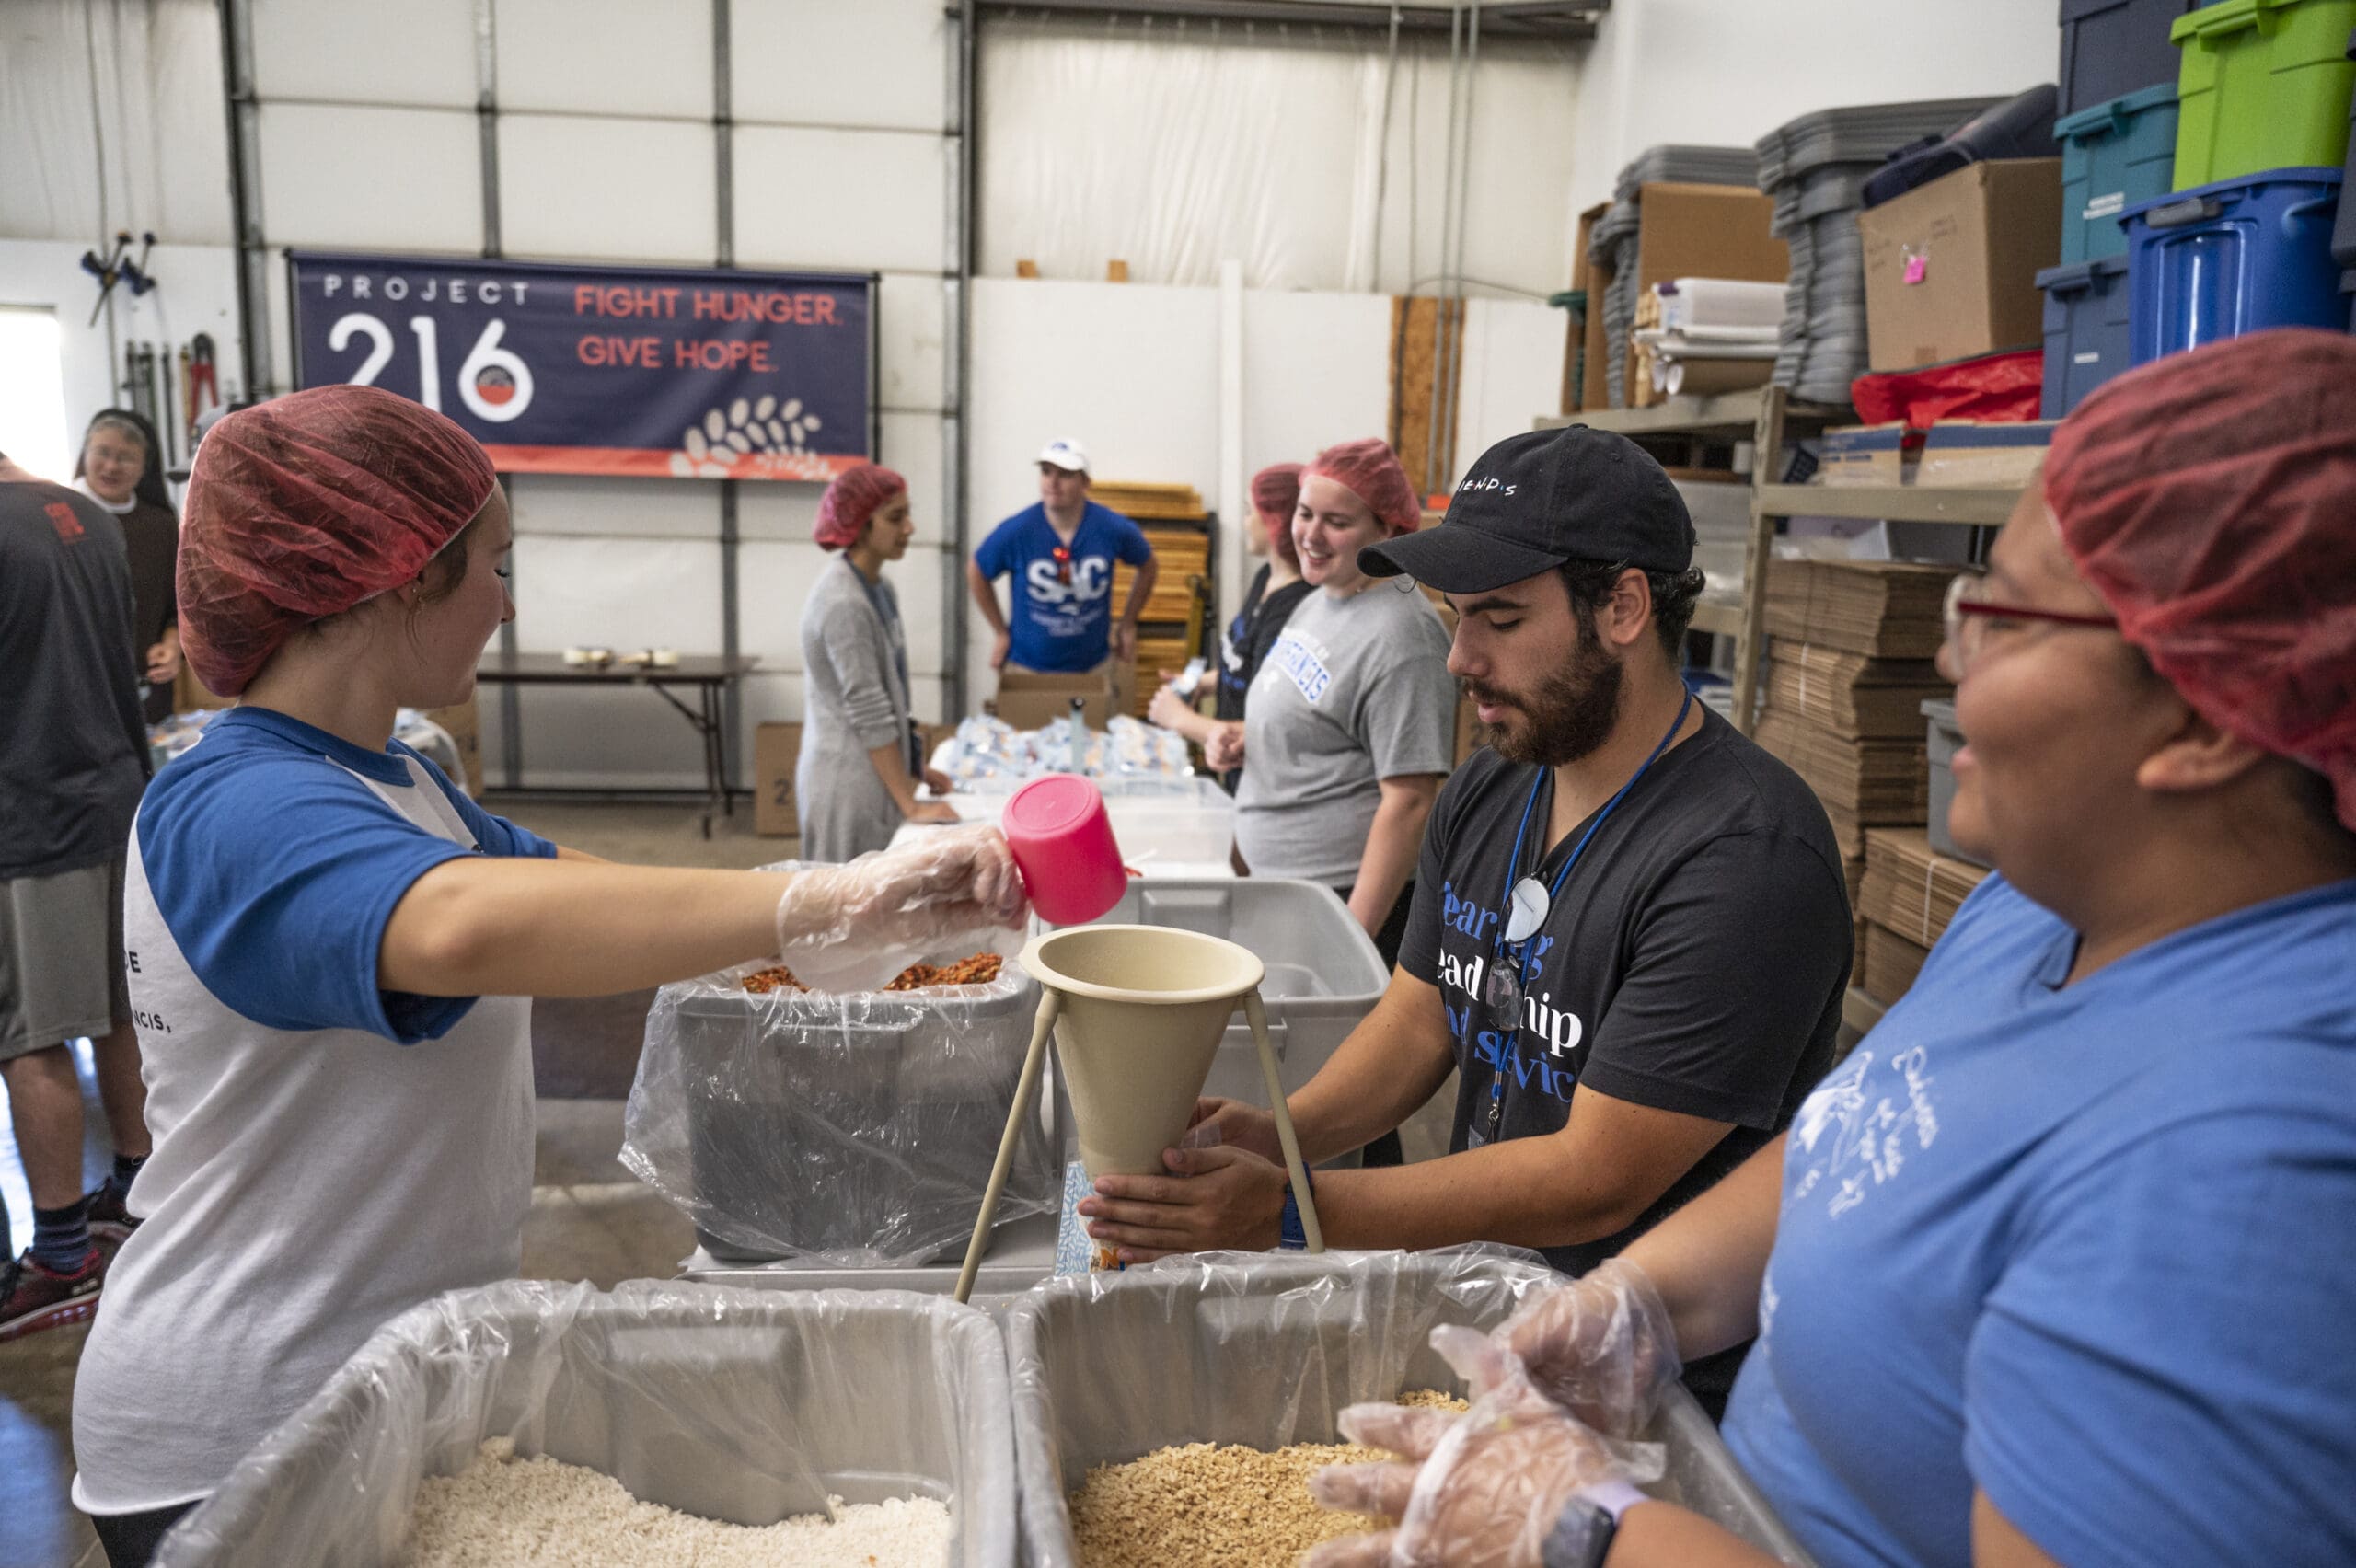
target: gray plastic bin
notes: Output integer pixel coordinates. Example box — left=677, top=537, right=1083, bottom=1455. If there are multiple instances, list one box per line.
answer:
left=1923, top=698, right=1992, bottom=869
left=1009, top=1249, right=1815, bottom=1568
left=1069, top=879, right=1389, bottom=1107
left=623, top=953, right=1057, bottom=1267
left=155, top=1279, right=1018, bottom=1568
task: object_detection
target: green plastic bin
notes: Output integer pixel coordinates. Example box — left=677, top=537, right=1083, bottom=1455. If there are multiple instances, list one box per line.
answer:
left=2171, top=0, right=2356, bottom=186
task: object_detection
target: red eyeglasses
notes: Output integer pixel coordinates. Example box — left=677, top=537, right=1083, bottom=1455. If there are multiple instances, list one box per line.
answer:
left=1943, top=571, right=2116, bottom=674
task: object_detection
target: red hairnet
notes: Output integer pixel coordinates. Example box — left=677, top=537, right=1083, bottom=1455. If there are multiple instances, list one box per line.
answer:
left=2044, top=329, right=2356, bottom=830
left=1252, top=462, right=1304, bottom=568
left=1304, top=439, right=1422, bottom=536
left=814, top=462, right=907, bottom=551
left=179, top=386, right=497, bottom=697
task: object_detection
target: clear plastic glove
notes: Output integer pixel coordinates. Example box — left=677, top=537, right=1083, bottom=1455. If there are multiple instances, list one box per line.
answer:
left=772, top=825, right=1027, bottom=993
left=1483, top=1258, right=1681, bottom=1440
left=1302, top=1336, right=1663, bottom=1568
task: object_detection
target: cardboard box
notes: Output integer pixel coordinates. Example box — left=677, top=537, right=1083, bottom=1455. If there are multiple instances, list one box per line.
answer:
left=994, top=668, right=1114, bottom=730
left=1917, top=419, right=2055, bottom=489
left=1819, top=423, right=1917, bottom=487
left=754, top=721, right=802, bottom=837
left=422, top=694, right=483, bottom=797
left=1859, top=159, right=2062, bottom=372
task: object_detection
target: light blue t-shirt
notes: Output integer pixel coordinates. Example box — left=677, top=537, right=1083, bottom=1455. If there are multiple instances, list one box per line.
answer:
left=1724, top=873, right=2356, bottom=1568
left=972, top=501, right=1153, bottom=672
left=137, top=705, right=556, bottom=1042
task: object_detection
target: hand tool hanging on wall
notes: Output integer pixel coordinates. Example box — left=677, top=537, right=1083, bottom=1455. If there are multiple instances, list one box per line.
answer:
left=160, top=342, right=181, bottom=469
left=179, top=345, right=196, bottom=459
left=188, top=333, right=219, bottom=426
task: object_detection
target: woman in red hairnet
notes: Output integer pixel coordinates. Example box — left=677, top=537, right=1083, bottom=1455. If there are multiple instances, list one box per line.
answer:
left=1292, top=331, right=2356, bottom=1568
left=799, top=460, right=959, bottom=859
left=1149, top=461, right=1313, bottom=795
left=68, top=386, right=1023, bottom=1566
left=1212, top=440, right=1455, bottom=968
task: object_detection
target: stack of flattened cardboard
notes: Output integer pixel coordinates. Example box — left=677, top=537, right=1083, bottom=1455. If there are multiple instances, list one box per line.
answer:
left=1855, top=826, right=1992, bottom=1004
left=1763, top=558, right=1952, bottom=659
left=1755, top=557, right=1953, bottom=973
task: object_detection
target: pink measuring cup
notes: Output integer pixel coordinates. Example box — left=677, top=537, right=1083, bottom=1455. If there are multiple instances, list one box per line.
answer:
left=1001, top=776, right=1127, bottom=925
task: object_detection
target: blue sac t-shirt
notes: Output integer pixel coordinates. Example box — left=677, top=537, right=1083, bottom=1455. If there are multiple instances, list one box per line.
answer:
left=1724, top=873, right=2356, bottom=1568
left=973, top=501, right=1153, bottom=672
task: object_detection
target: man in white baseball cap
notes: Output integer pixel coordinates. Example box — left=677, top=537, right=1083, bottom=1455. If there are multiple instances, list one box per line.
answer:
left=966, top=438, right=1158, bottom=709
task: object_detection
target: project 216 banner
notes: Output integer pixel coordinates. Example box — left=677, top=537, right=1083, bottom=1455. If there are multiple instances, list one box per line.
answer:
left=286, top=251, right=872, bottom=481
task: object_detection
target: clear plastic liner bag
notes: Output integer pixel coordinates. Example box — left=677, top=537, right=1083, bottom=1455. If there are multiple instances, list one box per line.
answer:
left=623, top=919, right=1056, bottom=1267
left=772, top=834, right=1028, bottom=996
left=1005, top=1247, right=1817, bottom=1568
left=153, top=1279, right=1018, bottom=1568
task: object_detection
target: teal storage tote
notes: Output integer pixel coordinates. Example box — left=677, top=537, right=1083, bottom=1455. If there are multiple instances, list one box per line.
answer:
left=2058, top=85, right=2180, bottom=261
left=2124, top=167, right=2347, bottom=362
left=2171, top=0, right=2356, bottom=186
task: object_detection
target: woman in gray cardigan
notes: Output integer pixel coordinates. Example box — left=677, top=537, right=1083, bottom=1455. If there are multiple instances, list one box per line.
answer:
left=796, top=463, right=958, bottom=860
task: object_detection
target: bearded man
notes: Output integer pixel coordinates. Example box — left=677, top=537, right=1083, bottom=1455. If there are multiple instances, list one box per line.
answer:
left=1075, top=426, right=1854, bottom=1415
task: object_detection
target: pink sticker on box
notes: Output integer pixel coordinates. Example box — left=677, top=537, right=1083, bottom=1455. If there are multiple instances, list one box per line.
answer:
left=1902, top=253, right=1929, bottom=285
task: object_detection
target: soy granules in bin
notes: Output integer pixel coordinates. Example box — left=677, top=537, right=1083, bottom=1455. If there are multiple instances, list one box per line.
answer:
left=398, top=1439, right=952, bottom=1567
left=1068, top=1392, right=1468, bottom=1568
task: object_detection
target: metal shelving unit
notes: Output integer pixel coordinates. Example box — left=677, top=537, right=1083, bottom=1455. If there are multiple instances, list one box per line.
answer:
left=1537, top=386, right=1852, bottom=698
left=1746, top=482, right=2022, bottom=1042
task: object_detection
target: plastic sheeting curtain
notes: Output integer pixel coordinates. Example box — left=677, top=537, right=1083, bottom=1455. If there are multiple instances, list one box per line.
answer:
left=0, top=0, right=231, bottom=247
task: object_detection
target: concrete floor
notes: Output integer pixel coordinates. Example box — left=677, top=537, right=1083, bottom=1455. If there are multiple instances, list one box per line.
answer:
left=0, top=799, right=1454, bottom=1566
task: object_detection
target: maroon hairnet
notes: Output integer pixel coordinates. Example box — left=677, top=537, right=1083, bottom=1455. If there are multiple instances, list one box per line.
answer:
left=179, top=386, right=498, bottom=697
left=814, top=462, right=907, bottom=551
left=1304, top=439, right=1422, bottom=536
left=1252, top=462, right=1304, bottom=568
left=2044, top=329, right=2356, bottom=830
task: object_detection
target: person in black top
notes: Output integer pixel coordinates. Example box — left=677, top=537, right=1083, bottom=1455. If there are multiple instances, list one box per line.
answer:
left=1148, top=462, right=1312, bottom=793
left=0, top=449, right=154, bottom=1343
left=1079, top=425, right=1854, bottom=1414
left=75, top=409, right=181, bottom=723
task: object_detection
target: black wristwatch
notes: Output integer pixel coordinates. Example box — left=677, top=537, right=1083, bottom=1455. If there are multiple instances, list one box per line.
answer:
left=1541, top=1480, right=1648, bottom=1568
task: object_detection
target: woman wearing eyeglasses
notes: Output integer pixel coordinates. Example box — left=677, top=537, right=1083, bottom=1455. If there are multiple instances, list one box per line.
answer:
left=1298, top=329, right=2356, bottom=1568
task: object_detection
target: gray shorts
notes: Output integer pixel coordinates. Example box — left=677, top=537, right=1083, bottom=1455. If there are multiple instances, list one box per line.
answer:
left=0, top=859, right=130, bottom=1062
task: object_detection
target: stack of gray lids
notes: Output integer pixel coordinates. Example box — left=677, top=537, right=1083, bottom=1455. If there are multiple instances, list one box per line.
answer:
left=1587, top=145, right=1761, bottom=408
left=1753, top=98, right=2001, bottom=405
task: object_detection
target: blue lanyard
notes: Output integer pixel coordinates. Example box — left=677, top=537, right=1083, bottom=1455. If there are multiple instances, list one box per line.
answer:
left=1485, top=688, right=1693, bottom=1114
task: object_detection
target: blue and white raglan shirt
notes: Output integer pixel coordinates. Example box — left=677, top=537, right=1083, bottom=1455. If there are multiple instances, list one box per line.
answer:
left=73, top=707, right=556, bottom=1514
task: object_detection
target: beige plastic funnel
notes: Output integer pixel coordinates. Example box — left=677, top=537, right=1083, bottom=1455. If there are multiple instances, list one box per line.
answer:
left=1027, top=925, right=1262, bottom=1178
left=953, top=924, right=1323, bottom=1302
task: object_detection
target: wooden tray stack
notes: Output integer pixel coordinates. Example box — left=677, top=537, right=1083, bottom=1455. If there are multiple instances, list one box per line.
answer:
left=1097, top=482, right=1217, bottom=719
left=1753, top=557, right=1954, bottom=972
left=1855, top=827, right=1992, bottom=1006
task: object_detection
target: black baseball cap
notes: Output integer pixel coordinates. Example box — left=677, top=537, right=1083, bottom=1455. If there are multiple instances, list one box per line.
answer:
left=1359, top=425, right=1695, bottom=594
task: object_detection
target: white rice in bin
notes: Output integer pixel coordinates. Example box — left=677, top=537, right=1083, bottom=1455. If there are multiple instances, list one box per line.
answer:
left=397, top=1438, right=953, bottom=1566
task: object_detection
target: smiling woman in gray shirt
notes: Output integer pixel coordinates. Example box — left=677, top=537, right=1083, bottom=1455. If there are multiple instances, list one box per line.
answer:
left=797, top=464, right=958, bottom=861
left=1218, top=440, right=1454, bottom=965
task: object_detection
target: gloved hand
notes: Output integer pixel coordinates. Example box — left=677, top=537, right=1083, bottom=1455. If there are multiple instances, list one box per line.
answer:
left=1484, top=1258, right=1681, bottom=1440
left=1302, top=1343, right=1663, bottom=1568
left=773, top=825, right=1027, bottom=993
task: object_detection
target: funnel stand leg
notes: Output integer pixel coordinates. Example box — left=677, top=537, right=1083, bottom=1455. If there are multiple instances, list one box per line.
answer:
left=1243, top=989, right=1323, bottom=1253
left=954, top=987, right=1063, bottom=1304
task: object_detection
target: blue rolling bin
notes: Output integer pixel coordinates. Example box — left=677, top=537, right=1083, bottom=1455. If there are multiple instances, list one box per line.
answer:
left=2123, top=167, right=2347, bottom=362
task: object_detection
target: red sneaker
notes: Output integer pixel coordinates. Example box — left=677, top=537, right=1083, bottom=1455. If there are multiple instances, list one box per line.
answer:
left=86, top=1179, right=140, bottom=1247
left=0, top=1248, right=105, bottom=1342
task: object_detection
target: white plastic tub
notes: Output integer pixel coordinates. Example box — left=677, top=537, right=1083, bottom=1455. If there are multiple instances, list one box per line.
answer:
left=1009, top=1250, right=1815, bottom=1568
left=156, top=1280, right=1018, bottom=1567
